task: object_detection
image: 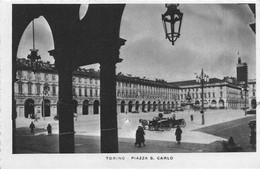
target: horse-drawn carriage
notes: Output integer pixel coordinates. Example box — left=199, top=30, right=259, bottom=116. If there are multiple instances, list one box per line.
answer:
left=139, top=116, right=186, bottom=131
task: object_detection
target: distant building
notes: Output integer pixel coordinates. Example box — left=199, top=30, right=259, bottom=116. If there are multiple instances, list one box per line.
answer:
left=14, top=59, right=179, bottom=118
left=14, top=58, right=256, bottom=119
left=169, top=77, right=246, bottom=109
left=237, top=57, right=248, bottom=83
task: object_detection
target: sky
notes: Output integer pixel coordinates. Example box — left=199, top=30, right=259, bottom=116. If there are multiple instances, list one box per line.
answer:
left=16, top=4, right=256, bottom=82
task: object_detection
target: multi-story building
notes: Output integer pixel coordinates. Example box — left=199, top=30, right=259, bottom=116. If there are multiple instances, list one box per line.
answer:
left=170, top=77, right=248, bottom=109
left=14, top=59, right=256, bottom=119
left=14, top=59, right=179, bottom=118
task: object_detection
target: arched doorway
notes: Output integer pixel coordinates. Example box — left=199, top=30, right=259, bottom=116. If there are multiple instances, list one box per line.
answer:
left=147, top=101, right=151, bottom=112
left=42, top=99, right=51, bottom=117
left=195, top=100, right=200, bottom=105
left=211, top=100, right=217, bottom=108
left=219, top=99, right=225, bottom=108
left=153, top=101, right=156, bottom=111
left=163, top=101, right=166, bottom=110
left=72, top=100, right=78, bottom=114
left=24, top=99, right=34, bottom=118
left=167, top=101, right=170, bottom=109
left=251, top=99, right=256, bottom=109
left=204, top=100, right=208, bottom=108
left=121, top=100, right=125, bottom=113
left=135, top=101, right=139, bottom=112
left=93, top=100, right=99, bottom=114
left=142, top=101, right=146, bottom=112
left=128, top=101, right=133, bottom=112
left=82, top=100, right=89, bottom=115
left=171, top=101, right=174, bottom=109
left=158, top=101, right=161, bottom=111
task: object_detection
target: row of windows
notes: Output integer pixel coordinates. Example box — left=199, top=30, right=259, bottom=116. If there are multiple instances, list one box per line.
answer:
left=180, top=86, right=223, bottom=93
left=117, top=90, right=177, bottom=99
left=17, top=71, right=57, bottom=82
left=73, top=87, right=99, bottom=97
left=18, top=83, right=56, bottom=96
left=180, top=92, right=218, bottom=100
left=116, top=82, right=177, bottom=93
left=73, top=77, right=99, bottom=85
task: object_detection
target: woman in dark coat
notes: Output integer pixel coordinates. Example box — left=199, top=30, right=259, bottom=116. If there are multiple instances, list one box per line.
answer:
left=175, top=125, right=182, bottom=144
left=135, top=126, right=145, bottom=147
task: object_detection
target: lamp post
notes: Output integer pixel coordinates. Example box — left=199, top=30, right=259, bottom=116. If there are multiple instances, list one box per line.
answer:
left=41, top=83, right=49, bottom=120
left=243, top=82, right=248, bottom=116
left=161, top=4, right=183, bottom=45
left=195, top=69, right=209, bottom=125
left=27, top=19, right=41, bottom=73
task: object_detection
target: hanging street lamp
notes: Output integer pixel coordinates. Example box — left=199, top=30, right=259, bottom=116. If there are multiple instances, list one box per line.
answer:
left=195, top=69, right=209, bottom=125
left=161, top=4, right=183, bottom=45
left=27, top=19, right=41, bottom=73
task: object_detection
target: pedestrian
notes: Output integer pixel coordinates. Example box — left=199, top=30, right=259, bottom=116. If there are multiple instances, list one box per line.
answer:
left=190, top=114, right=193, bottom=121
left=175, top=125, right=182, bottom=144
left=47, top=124, right=52, bottom=135
left=29, top=121, right=35, bottom=133
left=135, top=126, right=145, bottom=147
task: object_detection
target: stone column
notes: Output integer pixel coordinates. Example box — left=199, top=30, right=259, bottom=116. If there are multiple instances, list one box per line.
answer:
left=100, top=58, right=120, bottom=153
left=50, top=49, right=75, bottom=153
left=57, top=67, right=75, bottom=153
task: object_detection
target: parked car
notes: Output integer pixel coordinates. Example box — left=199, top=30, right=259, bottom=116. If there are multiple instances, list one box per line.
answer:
left=132, top=110, right=139, bottom=113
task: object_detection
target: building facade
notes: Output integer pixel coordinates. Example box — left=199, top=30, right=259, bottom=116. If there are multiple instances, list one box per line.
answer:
left=170, top=77, right=251, bottom=109
left=14, top=59, right=256, bottom=119
left=14, top=59, right=180, bottom=118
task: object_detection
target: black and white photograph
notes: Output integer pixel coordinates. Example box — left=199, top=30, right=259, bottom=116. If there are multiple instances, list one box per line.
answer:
left=0, top=1, right=259, bottom=169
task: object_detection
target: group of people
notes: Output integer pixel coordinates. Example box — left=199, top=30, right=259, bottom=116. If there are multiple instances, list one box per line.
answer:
left=134, top=125, right=183, bottom=147
left=29, top=122, right=52, bottom=135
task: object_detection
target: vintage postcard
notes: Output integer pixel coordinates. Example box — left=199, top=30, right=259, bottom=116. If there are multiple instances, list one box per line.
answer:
left=0, top=0, right=259, bottom=168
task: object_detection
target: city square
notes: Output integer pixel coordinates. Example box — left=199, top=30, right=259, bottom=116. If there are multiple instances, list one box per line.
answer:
left=1, top=2, right=258, bottom=169
left=15, top=109, right=256, bottom=153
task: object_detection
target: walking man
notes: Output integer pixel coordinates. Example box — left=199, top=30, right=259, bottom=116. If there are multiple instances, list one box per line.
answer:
left=135, top=126, right=145, bottom=147
left=47, top=124, right=52, bottom=135
left=29, top=121, right=35, bottom=133
left=175, top=125, right=182, bottom=144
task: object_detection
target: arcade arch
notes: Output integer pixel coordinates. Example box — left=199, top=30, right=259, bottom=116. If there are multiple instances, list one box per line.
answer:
left=24, top=98, right=34, bottom=118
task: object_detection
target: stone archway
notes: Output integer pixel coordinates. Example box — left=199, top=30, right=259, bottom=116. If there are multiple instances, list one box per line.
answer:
left=219, top=99, right=225, bottom=108
left=142, top=101, right=146, bottom=112
left=153, top=101, right=156, bottom=111
left=128, top=101, right=133, bottom=112
left=93, top=100, right=100, bottom=115
left=121, top=100, right=125, bottom=113
left=24, top=99, right=34, bottom=118
left=42, top=99, right=51, bottom=117
left=171, top=101, right=174, bottom=109
left=163, top=101, right=166, bottom=110
left=135, top=101, right=139, bottom=111
left=158, top=101, right=161, bottom=111
left=13, top=4, right=126, bottom=153
left=167, top=101, right=170, bottom=109
left=82, top=100, right=89, bottom=115
left=195, top=100, right=200, bottom=105
left=147, top=101, right=151, bottom=112
left=211, top=100, right=217, bottom=108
